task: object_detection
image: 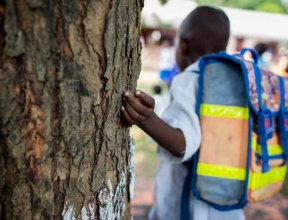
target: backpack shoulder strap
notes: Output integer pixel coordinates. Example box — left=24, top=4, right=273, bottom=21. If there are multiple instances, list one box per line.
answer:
left=277, top=77, right=288, bottom=163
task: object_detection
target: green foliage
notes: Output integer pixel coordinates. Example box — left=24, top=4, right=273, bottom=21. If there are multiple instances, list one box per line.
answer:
left=192, top=0, right=288, bottom=14
left=256, top=1, right=287, bottom=14
left=194, top=0, right=262, bottom=9
left=159, top=0, right=168, bottom=5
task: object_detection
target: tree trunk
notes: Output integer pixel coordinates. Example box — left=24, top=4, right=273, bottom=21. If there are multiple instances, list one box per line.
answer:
left=0, top=0, right=143, bottom=219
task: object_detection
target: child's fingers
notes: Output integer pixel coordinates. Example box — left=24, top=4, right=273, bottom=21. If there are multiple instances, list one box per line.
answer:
left=124, top=91, right=152, bottom=117
left=121, top=106, right=136, bottom=125
left=124, top=101, right=146, bottom=122
left=135, top=90, right=155, bottom=108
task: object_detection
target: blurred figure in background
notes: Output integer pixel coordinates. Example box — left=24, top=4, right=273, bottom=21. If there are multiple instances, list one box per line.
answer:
left=278, top=54, right=288, bottom=76
left=159, top=40, right=175, bottom=83
left=140, top=35, right=146, bottom=48
left=254, top=43, right=270, bottom=69
left=140, top=35, right=147, bottom=57
left=166, top=63, right=180, bottom=89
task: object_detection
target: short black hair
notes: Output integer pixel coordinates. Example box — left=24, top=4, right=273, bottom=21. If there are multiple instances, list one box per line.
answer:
left=153, top=85, right=162, bottom=95
left=180, top=6, right=230, bottom=56
left=254, top=43, right=268, bottom=56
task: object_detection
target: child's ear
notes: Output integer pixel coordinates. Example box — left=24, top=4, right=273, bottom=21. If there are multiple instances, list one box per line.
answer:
left=180, top=37, right=189, bottom=55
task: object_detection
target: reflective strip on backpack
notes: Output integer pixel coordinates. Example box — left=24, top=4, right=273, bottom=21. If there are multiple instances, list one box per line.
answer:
left=197, top=163, right=246, bottom=181
left=255, top=144, right=283, bottom=156
left=249, top=166, right=287, bottom=190
left=251, top=136, right=284, bottom=156
left=200, top=104, right=249, bottom=119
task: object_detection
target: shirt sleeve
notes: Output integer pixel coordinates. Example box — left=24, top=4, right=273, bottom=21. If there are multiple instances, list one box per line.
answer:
left=157, top=72, right=201, bottom=164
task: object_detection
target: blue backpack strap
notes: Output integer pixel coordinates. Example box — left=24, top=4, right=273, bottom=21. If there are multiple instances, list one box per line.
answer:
left=253, top=64, right=273, bottom=173
left=180, top=159, right=193, bottom=220
left=240, top=49, right=271, bottom=172
left=278, top=77, right=288, bottom=164
left=240, top=48, right=259, bottom=64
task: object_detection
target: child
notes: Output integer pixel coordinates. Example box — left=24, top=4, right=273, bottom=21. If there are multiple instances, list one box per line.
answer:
left=121, top=6, right=245, bottom=220
left=254, top=43, right=269, bottom=69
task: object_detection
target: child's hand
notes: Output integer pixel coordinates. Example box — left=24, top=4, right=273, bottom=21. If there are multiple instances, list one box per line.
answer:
left=121, top=90, right=185, bottom=156
left=121, top=90, right=155, bottom=126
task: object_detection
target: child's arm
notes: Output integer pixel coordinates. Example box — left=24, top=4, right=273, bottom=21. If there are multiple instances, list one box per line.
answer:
left=121, top=90, right=185, bottom=157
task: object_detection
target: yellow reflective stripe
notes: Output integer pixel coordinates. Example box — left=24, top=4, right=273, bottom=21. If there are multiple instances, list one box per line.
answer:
left=200, top=104, right=249, bottom=119
left=249, top=166, right=287, bottom=190
left=259, top=144, right=283, bottom=156
left=251, top=136, right=257, bottom=151
left=197, top=163, right=246, bottom=181
left=251, top=137, right=283, bottom=156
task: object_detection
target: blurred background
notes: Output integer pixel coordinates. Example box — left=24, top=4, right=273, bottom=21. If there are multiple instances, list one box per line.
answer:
left=131, top=0, right=288, bottom=219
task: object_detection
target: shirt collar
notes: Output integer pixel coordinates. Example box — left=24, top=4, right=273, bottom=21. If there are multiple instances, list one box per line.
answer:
left=183, top=60, right=199, bottom=73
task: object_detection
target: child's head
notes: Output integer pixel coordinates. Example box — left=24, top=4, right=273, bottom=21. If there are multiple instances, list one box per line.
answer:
left=153, top=85, right=162, bottom=95
left=175, top=6, right=230, bottom=71
left=254, top=43, right=268, bottom=56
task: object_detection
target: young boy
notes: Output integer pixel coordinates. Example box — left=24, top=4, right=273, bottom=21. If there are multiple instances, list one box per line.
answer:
left=121, top=6, right=245, bottom=220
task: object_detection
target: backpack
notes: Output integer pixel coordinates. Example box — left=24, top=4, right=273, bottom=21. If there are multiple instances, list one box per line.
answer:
left=181, top=48, right=288, bottom=219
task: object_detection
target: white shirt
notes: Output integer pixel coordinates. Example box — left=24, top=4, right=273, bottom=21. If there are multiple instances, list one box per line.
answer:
left=153, top=92, right=170, bottom=118
left=148, top=62, right=246, bottom=220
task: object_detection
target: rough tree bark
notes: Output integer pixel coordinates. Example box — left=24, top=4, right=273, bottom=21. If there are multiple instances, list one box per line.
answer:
left=0, top=0, right=143, bottom=219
